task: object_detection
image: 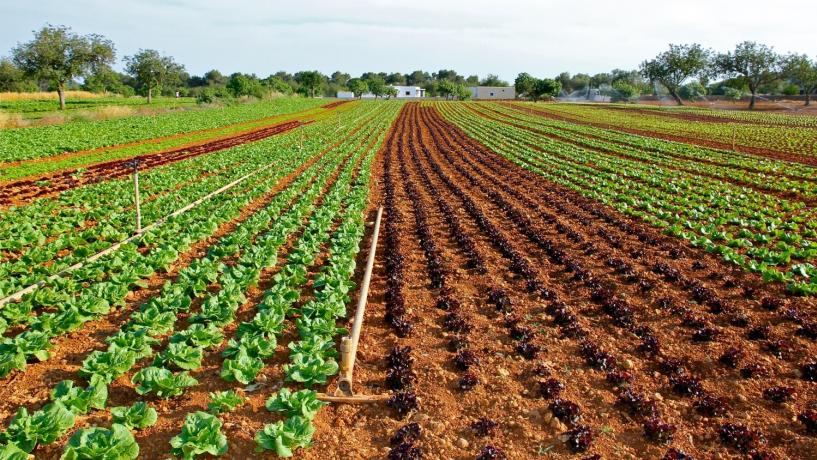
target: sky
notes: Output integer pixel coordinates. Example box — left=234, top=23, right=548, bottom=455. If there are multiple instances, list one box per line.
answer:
left=1, top=0, right=815, bottom=82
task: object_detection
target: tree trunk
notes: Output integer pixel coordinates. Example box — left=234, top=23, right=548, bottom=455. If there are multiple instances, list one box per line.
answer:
left=805, top=90, right=812, bottom=106
left=57, top=84, right=66, bottom=110
left=668, top=89, right=684, bottom=106
left=749, top=91, right=756, bottom=110
left=147, top=87, right=153, bottom=104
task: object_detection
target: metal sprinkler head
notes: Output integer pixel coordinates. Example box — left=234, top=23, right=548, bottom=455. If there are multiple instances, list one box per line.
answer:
left=125, top=158, right=143, bottom=171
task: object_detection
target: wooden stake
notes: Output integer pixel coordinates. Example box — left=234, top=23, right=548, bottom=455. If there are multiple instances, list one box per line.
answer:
left=133, top=168, right=142, bottom=234
left=334, top=206, right=383, bottom=397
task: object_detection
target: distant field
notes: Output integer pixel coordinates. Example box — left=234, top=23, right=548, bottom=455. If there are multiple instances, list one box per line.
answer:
left=0, top=91, right=196, bottom=128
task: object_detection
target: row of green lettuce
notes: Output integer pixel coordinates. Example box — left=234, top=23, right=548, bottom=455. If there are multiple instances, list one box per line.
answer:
left=0, top=103, right=382, bottom=371
left=0, top=101, right=398, bottom=458
left=0, top=97, right=328, bottom=163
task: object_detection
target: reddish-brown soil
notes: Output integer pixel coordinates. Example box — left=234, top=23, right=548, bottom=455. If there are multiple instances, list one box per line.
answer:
left=500, top=102, right=817, bottom=167
left=4, top=101, right=817, bottom=459
left=0, top=120, right=306, bottom=206
left=295, top=103, right=817, bottom=459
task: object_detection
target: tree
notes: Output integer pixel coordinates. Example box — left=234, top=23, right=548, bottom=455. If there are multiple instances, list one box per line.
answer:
left=515, top=74, right=560, bottom=101
left=640, top=43, right=710, bottom=106
left=385, top=72, right=406, bottom=85
left=384, top=86, right=399, bottom=99
left=588, top=73, right=612, bottom=99
left=226, top=73, right=264, bottom=98
left=611, top=80, right=640, bottom=102
left=330, top=71, right=350, bottom=87
left=437, top=80, right=456, bottom=99
left=453, top=83, right=471, bottom=100
left=347, top=78, right=368, bottom=98
left=366, top=75, right=386, bottom=99
left=514, top=73, right=536, bottom=99
left=262, top=75, right=293, bottom=95
left=11, top=25, right=115, bottom=109
left=204, top=69, right=226, bottom=86
left=481, top=74, right=509, bottom=86
left=465, top=75, right=480, bottom=85
left=0, top=58, right=35, bottom=92
left=82, top=68, right=133, bottom=96
left=678, top=81, right=706, bottom=101
left=124, top=49, right=184, bottom=103
left=782, top=54, right=817, bottom=106
left=294, top=70, right=325, bottom=98
left=433, top=69, right=463, bottom=83
left=406, top=70, right=429, bottom=85
left=530, top=78, right=562, bottom=101
left=556, top=72, right=573, bottom=93
left=714, top=41, right=780, bottom=109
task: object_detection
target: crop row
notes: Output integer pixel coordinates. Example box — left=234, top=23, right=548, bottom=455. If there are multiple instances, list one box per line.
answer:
left=600, top=103, right=817, bottom=128
left=417, top=104, right=817, bottom=457
left=0, top=98, right=329, bottom=164
left=0, top=101, right=388, bottom=379
left=489, top=102, right=817, bottom=197
left=0, top=103, right=365, bottom=306
left=439, top=102, right=817, bottom=294
left=519, top=102, right=817, bottom=158
left=0, top=101, right=401, bottom=458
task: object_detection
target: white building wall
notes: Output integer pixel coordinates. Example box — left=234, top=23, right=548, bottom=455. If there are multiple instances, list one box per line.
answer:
left=337, top=85, right=425, bottom=99
left=468, top=86, right=515, bottom=100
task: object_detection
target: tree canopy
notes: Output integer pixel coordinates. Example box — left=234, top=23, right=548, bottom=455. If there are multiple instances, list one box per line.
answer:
left=347, top=78, right=369, bottom=98
left=714, top=41, right=780, bottom=109
left=515, top=73, right=560, bottom=101
left=294, top=70, right=324, bottom=98
left=124, top=49, right=185, bottom=103
left=11, top=24, right=115, bottom=109
left=640, top=43, right=710, bottom=105
left=782, top=54, right=817, bottom=106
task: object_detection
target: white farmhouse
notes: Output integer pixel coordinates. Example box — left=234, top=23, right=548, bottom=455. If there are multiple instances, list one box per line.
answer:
left=391, top=85, right=426, bottom=98
left=337, top=85, right=426, bottom=99
left=467, top=86, right=515, bottom=100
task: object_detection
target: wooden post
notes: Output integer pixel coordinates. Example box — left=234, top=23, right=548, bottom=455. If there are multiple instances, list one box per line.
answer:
left=133, top=164, right=142, bottom=233
left=731, top=125, right=737, bottom=153
left=334, top=206, right=383, bottom=397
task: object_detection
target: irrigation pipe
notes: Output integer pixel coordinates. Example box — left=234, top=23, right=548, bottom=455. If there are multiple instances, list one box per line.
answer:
left=0, top=159, right=280, bottom=308
left=318, top=206, right=384, bottom=403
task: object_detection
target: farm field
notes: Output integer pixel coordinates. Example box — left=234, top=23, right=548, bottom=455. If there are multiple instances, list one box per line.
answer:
left=0, top=92, right=197, bottom=120
left=0, top=99, right=816, bottom=459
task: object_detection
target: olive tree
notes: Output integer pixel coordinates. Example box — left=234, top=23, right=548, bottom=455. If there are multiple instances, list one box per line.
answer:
left=124, top=49, right=185, bottom=103
left=714, top=41, right=780, bottom=110
left=294, top=70, right=325, bottom=98
left=453, top=83, right=471, bottom=101
left=12, top=25, right=115, bottom=109
left=782, top=54, right=817, bottom=106
left=515, top=74, right=561, bottom=102
left=514, top=73, right=536, bottom=100
left=366, top=76, right=386, bottom=99
left=347, top=78, right=368, bottom=98
left=640, top=43, right=710, bottom=106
